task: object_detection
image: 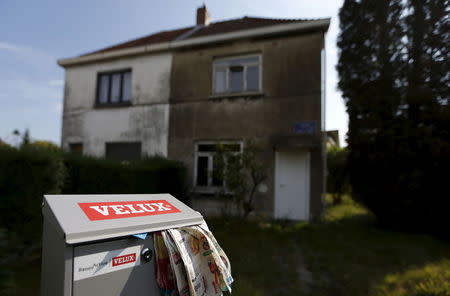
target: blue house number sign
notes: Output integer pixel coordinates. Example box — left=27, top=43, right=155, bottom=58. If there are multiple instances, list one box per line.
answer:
left=294, top=121, right=316, bottom=134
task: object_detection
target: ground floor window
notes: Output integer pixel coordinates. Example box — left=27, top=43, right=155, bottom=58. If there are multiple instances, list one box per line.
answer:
left=69, top=143, right=83, bottom=154
left=194, top=141, right=242, bottom=191
left=105, top=142, right=141, bottom=161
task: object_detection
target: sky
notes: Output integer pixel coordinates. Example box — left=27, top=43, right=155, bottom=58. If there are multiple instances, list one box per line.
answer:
left=0, top=0, right=347, bottom=146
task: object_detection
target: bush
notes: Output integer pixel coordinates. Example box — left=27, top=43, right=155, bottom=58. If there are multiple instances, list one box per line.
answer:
left=0, top=145, right=65, bottom=242
left=326, top=147, right=351, bottom=204
left=62, top=154, right=187, bottom=201
left=0, top=146, right=187, bottom=245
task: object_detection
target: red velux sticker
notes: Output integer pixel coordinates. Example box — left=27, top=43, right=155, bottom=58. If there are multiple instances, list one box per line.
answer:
left=112, top=253, right=137, bottom=267
left=78, top=200, right=181, bottom=221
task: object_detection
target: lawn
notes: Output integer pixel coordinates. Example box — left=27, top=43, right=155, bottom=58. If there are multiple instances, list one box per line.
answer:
left=208, top=197, right=450, bottom=296
left=2, top=197, right=449, bottom=296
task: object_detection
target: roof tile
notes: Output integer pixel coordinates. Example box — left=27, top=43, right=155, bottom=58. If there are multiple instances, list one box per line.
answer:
left=81, top=16, right=315, bottom=57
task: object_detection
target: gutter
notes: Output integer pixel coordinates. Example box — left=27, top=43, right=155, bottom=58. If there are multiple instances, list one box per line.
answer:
left=57, top=18, right=330, bottom=67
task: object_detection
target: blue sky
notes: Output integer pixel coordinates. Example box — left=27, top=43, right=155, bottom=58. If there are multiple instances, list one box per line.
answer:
left=0, top=0, right=347, bottom=145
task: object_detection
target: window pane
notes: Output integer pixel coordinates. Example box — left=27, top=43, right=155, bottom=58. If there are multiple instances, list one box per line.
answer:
left=214, top=68, right=226, bottom=93
left=69, top=143, right=83, bottom=154
left=229, top=56, right=259, bottom=65
left=246, top=65, right=260, bottom=91
left=229, top=66, right=243, bottom=92
left=105, top=142, right=141, bottom=161
left=198, top=144, right=216, bottom=152
left=122, top=72, right=132, bottom=102
left=223, top=144, right=241, bottom=152
left=214, top=56, right=259, bottom=66
left=196, top=156, right=209, bottom=186
left=110, top=73, right=121, bottom=103
left=212, top=155, right=224, bottom=187
left=98, top=75, right=109, bottom=103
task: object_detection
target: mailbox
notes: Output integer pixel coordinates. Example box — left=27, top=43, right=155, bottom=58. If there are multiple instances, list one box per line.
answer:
left=41, top=194, right=204, bottom=296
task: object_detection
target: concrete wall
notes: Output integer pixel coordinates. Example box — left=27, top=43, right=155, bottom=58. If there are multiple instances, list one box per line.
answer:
left=61, top=53, right=172, bottom=157
left=170, top=32, right=323, bottom=103
left=168, top=32, right=325, bottom=219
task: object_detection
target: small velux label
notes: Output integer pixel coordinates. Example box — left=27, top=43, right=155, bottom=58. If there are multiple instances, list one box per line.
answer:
left=74, top=245, right=141, bottom=281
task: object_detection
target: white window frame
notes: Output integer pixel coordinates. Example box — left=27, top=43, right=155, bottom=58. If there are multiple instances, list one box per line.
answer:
left=212, top=54, right=262, bottom=95
left=193, top=141, right=243, bottom=193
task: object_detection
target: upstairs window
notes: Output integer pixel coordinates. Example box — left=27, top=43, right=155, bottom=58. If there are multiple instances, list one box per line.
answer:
left=97, top=70, right=132, bottom=105
left=212, top=55, right=261, bottom=95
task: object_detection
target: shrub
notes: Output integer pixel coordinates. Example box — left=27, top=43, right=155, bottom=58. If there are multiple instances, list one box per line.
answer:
left=213, top=140, right=267, bottom=218
left=326, top=147, right=351, bottom=204
left=0, top=145, right=65, bottom=242
left=0, top=146, right=187, bottom=245
left=62, top=154, right=187, bottom=202
left=29, top=141, right=61, bottom=153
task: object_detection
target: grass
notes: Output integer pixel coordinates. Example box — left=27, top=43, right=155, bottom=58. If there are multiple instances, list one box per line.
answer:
left=2, top=196, right=449, bottom=295
left=208, top=196, right=450, bottom=296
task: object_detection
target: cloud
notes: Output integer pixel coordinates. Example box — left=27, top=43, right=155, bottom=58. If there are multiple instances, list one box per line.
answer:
left=0, top=42, right=31, bottom=53
left=0, top=41, right=56, bottom=74
left=48, top=79, right=64, bottom=86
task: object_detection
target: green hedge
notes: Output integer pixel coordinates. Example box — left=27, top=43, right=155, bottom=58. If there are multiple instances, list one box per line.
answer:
left=326, top=147, right=351, bottom=204
left=62, top=154, right=187, bottom=198
left=0, top=146, right=187, bottom=243
left=0, top=146, right=65, bottom=242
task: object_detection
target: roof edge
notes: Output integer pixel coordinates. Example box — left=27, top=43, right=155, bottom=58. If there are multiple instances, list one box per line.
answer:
left=58, top=18, right=330, bottom=67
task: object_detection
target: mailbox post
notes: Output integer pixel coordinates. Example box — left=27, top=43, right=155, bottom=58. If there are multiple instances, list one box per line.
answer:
left=41, top=194, right=203, bottom=296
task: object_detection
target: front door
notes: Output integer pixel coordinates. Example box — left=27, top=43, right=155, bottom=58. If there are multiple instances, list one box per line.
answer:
left=274, top=150, right=310, bottom=220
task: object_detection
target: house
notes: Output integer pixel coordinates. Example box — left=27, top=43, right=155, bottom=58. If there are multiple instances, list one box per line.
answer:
left=58, top=6, right=330, bottom=221
left=326, top=130, right=340, bottom=148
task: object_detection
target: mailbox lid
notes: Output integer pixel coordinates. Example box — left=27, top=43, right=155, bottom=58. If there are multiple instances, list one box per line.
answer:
left=43, top=194, right=203, bottom=244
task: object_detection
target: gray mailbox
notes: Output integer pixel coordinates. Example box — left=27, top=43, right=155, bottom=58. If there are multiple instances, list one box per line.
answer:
left=41, top=194, right=203, bottom=296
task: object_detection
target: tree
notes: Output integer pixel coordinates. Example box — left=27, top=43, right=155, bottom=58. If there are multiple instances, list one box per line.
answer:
left=213, top=140, right=267, bottom=218
left=326, top=147, right=350, bottom=205
left=20, top=129, right=30, bottom=148
left=338, top=0, right=449, bottom=233
left=30, top=141, right=61, bottom=153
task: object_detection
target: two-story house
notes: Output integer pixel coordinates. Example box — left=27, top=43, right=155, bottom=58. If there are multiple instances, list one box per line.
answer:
left=58, top=6, right=330, bottom=220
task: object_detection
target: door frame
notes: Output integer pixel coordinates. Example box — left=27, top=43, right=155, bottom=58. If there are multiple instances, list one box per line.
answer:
left=274, top=149, right=311, bottom=220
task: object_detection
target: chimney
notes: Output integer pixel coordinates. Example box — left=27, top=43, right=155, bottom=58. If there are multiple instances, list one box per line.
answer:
left=196, top=5, right=211, bottom=26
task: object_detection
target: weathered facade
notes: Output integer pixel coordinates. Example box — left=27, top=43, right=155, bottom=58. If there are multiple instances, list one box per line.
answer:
left=169, top=32, right=326, bottom=219
left=58, top=6, right=329, bottom=220
left=61, top=53, right=172, bottom=158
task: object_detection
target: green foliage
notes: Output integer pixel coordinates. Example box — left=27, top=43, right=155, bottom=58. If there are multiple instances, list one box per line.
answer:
left=0, top=145, right=65, bottom=242
left=205, top=197, right=450, bottom=296
left=4, top=196, right=450, bottom=296
left=19, top=129, right=31, bottom=148
left=326, top=147, right=350, bottom=204
left=375, top=259, right=450, bottom=296
left=213, top=140, right=267, bottom=218
left=337, top=0, right=449, bottom=233
left=0, top=145, right=187, bottom=246
left=0, top=144, right=187, bottom=294
left=0, top=140, right=12, bottom=148
left=30, top=140, right=61, bottom=153
left=62, top=154, right=187, bottom=200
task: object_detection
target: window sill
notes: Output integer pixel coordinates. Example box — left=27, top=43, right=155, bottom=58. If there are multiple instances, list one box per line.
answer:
left=191, top=187, right=234, bottom=195
left=209, top=91, right=264, bottom=100
left=94, top=102, right=132, bottom=109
